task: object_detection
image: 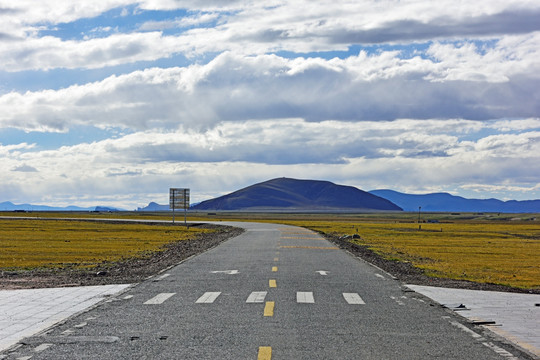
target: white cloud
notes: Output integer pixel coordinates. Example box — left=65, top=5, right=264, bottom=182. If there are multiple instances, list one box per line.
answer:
left=1, top=49, right=539, bottom=133
left=1, top=1, right=540, bottom=71
left=1, top=118, right=538, bottom=207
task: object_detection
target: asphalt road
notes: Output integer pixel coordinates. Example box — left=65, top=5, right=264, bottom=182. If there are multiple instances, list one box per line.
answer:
left=6, top=222, right=526, bottom=359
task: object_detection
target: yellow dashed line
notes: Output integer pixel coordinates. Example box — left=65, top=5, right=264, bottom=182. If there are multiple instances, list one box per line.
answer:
left=274, top=257, right=279, bottom=261
left=272, top=266, right=278, bottom=272
left=280, top=245, right=339, bottom=250
left=258, top=346, right=272, bottom=360
left=269, top=279, right=277, bottom=288
left=264, top=301, right=275, bottom=317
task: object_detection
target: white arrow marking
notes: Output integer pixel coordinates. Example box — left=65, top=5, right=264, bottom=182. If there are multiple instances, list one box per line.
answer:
left=210, top=270, right=239, bottom=275
left=316, top=270, right=329, bottom=275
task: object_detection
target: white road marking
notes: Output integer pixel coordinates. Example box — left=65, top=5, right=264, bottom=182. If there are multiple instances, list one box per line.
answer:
left=123, top=295, right=133, bottom=300
left=144, top=293, right=176, bottom=305
left=482, top=342, right=518, bottom=359
left=210, top=270, right=239, bottom=275
left=297, top=292, right=315, bottom=303
left=74, top=322, right=87, bottom=328
left=449, top=320, right=485, bottom=341
left=343, top=293, right=366, bottom=305
left=390, top=295, right=405, bottom=306
left=375, top=274, right=385, bottom=279
left=246, top=291, right=268, bottom=303
left=34, top=343, right=52, bottom=352
left=153, top=273, right=171, bottom=281
left=316, top=270, right=329, bottom=275
left=196, top=292, right=222, bottom=303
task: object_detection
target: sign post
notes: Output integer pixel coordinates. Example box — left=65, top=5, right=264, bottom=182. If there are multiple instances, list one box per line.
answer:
left=169, top=188, right=190, bottom=225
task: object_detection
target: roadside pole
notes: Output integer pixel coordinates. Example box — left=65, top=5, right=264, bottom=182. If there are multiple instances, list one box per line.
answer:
left=170, top=188, right=190, bottom=226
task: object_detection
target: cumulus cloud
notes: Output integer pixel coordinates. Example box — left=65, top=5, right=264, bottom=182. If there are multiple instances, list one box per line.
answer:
left=1, top=118, right=538, bottom=207
left=1, top=48, right=539, bottom=132
left=1, top=1, right=540, bottom=71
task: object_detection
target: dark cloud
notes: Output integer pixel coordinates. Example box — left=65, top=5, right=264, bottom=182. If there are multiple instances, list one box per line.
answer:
left=12, top=164, right=38, bottom=172
left=330, top=9, right=540, bottom=44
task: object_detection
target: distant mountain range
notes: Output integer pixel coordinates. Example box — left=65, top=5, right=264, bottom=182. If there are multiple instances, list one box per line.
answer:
left=191, top=178, right=402, bottom=211
left=0, top=201, right=122, bottom=212
left=137, top=202, right=170, bottom=212
left=369, top=190, right=540, bottom=213
left=4, top=178, right=539, bottom=213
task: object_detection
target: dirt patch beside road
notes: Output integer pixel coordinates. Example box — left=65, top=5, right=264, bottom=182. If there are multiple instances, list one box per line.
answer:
left=0, top=224, right=243, bottom=289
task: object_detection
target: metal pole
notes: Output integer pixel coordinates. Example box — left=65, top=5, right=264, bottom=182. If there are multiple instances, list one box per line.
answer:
left=418, top=206, right=421, bottom=230
left=172, top=206, right=175, bottom=224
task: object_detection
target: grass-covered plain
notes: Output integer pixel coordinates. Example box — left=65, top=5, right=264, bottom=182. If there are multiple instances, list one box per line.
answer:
left=283, top=220, right=539, bottom=290
left=1, top=211, right=538, bottom=290
left=0, top=218, right=211, bottom=270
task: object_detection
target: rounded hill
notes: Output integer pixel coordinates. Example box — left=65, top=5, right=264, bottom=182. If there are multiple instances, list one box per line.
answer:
left=192, top=178, right=402, bottom=211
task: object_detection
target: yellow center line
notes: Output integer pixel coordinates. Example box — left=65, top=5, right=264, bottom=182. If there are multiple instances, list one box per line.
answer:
left=274, top=257, right=279, bottom=261
left=263, top=301, right=275, bottom=317
left=258, top=346, right=272, bottom=360
left=269, top=279, right=277, bottom=288
left=272, top=266, right=278, bottom=272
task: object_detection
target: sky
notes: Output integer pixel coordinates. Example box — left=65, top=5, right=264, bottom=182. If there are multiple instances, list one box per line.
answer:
left=1, top=0, right=540, bottom=210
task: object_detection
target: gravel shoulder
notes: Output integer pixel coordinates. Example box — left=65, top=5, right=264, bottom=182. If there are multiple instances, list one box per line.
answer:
left=0, top=224, right=244, bottom=290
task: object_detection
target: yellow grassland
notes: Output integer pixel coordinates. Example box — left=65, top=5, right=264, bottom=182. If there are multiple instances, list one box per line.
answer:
left=1, top=212, right=538, bottom=290
left=274, top=220, right=540, bottom=290
left=0, top=219, right=211, bottom=270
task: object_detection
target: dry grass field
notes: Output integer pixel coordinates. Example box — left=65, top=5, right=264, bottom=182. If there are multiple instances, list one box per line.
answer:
left=1, top=212, right=538, bottom=290
left=0, top=218, right=211, bottom=270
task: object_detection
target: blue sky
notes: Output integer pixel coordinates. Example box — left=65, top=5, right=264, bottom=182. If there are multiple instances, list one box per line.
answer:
left=1, top=0, right=539, bottom=209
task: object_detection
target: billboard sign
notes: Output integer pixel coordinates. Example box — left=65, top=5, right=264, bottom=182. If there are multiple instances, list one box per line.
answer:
left=169, top=188, right=190, bottom=210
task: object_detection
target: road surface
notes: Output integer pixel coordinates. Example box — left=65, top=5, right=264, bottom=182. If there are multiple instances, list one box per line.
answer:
left=4, top=222, right=527, bottom=359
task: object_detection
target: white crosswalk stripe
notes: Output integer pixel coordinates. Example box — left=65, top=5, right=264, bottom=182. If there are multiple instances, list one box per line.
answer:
left=297, top=292, right=315, bottom=303
left=246, top=291, right=268, bottom=303
left=343, top=293, right=366, bottom=305
left=196, top=292, right=222, bottom=303
left=144, top=293, right=176, bottom=304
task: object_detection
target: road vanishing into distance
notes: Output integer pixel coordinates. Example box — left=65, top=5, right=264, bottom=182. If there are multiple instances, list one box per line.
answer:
left=6, top=221, right=527, bottom=359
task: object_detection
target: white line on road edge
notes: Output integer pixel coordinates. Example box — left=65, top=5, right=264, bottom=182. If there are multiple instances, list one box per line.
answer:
left=34, top=343, right=53, bottom=352
left=246, top=292, right=268, bottom=303
left=343, top=293, right=366, bottom=305
left=390, top=295, right=405, bottom=306
left=482, top=342, right=519, bottom=359
left=316, top=270, right=329, bottom=275
left=196, top=292, right=222, bottom=304
left=153, top=273, right=171, bottom=281
left=297, top=292, right=315, bottom=303
left=144, top=293, right=176, bottom=305
left=448, top=320, right=518, bottom=359
left=449, top=320, right=485, bottom=341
